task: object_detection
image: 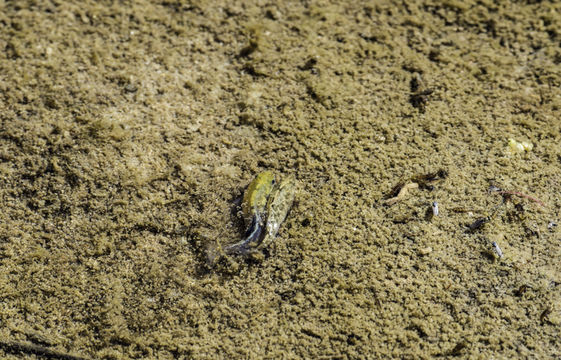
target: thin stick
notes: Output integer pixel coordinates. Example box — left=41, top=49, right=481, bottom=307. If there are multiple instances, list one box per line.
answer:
left=0, top=341, right=89, bottom=360
left=496, top=190, right=545, bottom=207
left=384, top=182, right=419, bottom=205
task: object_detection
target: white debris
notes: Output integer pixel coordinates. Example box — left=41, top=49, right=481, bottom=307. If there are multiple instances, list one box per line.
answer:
left=432, top=201, right=439, bottom=217
left=491, top=241, right=503, bottom=258
left=507, top=138, right=533, bottom=154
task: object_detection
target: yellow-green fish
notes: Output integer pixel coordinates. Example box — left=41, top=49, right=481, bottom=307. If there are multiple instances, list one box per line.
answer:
left=225, top=171, right=295, bottom=255
left=241, top=170, right=276, bottom=230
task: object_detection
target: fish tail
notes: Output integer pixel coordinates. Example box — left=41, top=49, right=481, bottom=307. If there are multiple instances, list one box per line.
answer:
left=224, top=215, right=264, bottom=255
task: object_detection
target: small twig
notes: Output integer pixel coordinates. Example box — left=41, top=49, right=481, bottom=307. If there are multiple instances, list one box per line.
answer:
left=384, top=182, right=419, bottom=205
left=468, top=216, right=490, bottom=232
left=0, top=341, right=89, bottom=360
left=496, top=190, right=545, bottom=208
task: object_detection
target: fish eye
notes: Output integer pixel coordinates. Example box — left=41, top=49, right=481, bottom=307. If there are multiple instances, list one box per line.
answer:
left=271, top=179, right=276, bottom=185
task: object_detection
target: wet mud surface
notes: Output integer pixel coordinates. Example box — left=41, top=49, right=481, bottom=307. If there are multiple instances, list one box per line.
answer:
left=1, top=1, right=560, bottom=358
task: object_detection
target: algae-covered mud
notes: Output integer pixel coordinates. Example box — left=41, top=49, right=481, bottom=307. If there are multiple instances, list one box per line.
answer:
left=1, top=1, right=560, bottom=358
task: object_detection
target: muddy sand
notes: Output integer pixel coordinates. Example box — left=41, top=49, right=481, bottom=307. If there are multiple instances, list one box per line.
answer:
left=1, top=1, right=560, bottom=359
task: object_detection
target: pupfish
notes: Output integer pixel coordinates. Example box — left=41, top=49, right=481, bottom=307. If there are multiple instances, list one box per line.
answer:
left=225, top=171, right=296, bottom=255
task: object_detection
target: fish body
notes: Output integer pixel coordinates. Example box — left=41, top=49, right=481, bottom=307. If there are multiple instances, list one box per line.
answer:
left=241, top=170, right=276, bottom=225
left=225, top=171, right=295, bottom=255
left=261, top=175, right=296, bottom=248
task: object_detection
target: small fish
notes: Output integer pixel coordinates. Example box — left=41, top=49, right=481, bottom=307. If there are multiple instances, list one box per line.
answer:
left=225, top=171, right=295, bottom=255
left=225, top=171, right=276, bottom=255
left=241, top=171, right=277, bottom=223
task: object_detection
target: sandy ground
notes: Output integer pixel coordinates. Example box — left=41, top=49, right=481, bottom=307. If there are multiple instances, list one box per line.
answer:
left=1, top=0, right=560, bottom=359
